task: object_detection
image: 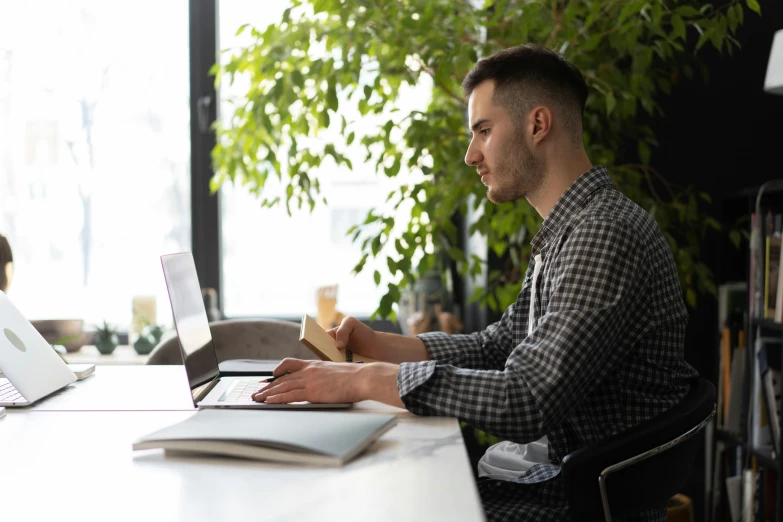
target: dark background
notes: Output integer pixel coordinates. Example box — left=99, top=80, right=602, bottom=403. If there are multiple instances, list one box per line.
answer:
left=634, top=2, right=783, bottom=520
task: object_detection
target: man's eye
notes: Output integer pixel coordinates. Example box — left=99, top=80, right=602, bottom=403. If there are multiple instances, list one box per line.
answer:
left=480, top=129, right=490, bottom=136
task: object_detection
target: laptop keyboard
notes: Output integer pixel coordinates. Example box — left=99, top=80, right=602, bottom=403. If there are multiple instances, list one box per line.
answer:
left=221, top=379, right=265, bottom=402
left=0, top=379, right=24, bottom=403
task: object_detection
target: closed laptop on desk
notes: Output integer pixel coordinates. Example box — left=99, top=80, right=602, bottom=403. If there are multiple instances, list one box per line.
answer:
left=0, top=290, right=77, bottom=407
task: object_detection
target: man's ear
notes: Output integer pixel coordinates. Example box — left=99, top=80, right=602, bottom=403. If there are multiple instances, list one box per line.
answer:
left=529, top=106, right=552, bottom=145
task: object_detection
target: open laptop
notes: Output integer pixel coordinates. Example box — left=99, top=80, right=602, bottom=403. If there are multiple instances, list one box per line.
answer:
left=161, top=252, right=350, bottom=410
left=0, top=291, right=77, bottom=407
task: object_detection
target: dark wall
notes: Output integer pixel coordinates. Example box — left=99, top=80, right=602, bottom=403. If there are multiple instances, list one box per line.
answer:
left=650, top=0, right=783, bottom=380
left=647, top=3, right=783, bottom=521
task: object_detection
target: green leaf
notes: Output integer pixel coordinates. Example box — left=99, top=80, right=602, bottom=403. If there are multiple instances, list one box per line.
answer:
left=674, top=5, right=701, bottom=18
left=374, top=270, right=381, bottom=286
left=696, top=28, right=712, bottom=51
left=327, top=84, right=339, bottom=112
left=312, top=0, right=332, bottom=14
left=617, top=2, right=639, bottom=25
left=671, top=15, right=686, bottom=41
left=729, top=229, right=741, bottom=248
left=638, top=141, right=651, bottom=165
left=727, top=5, right=738, bottom=32
left=291, top=70, right=304, bottom=89
left=346, top=131, right=355, bottom=146
left=605, top=92, right=616, bottom=116
left=704, top=217, right=721, bottom=231
left=746, top=0, right=761, bottom=15
left=371, top=236, right=382, bottom=256
left=712, top=16, right=727, bottom=51
left=686, top=288, right=697, bottom=308
left=583, top=34, right=602, bottom=52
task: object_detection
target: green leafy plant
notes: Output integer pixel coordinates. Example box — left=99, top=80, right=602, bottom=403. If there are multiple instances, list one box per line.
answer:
left=212, top=0, right=757, bottom=318
left=50, top=334, right=81, bottom=361
left=52, top=334, right=82, bottom=347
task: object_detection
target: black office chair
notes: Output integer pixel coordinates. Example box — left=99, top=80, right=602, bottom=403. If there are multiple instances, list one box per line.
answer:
left=561, top=377, right=716, bottom=521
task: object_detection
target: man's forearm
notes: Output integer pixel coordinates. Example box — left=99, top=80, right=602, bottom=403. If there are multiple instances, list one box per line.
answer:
left=375, top=331, right=431, bottom=363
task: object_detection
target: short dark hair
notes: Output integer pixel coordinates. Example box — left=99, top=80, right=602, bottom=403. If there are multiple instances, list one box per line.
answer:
left=461, top=45, right=589, bottom=144
left=0, top=234, right=12, bottom=292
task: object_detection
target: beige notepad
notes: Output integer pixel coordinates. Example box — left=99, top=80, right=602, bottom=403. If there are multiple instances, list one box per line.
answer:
left=299, top=314, right=378, bottom=363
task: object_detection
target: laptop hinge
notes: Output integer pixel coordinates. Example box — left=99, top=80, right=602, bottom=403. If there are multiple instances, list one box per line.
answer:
left=193, top=376, right=220, bottom=403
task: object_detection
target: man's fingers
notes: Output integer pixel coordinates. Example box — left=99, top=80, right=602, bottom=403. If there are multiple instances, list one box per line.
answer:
left=264, top=389, right=308, bottom=404
left=252, top=379, right=302, bottom=402
left=326, top=327, right=338, bottom=341
left=334, top=317, right=354, bottom=349
left=273, top=358, right=308, bottom=377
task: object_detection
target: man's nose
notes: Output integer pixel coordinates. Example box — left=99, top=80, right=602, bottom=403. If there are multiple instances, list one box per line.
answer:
left=465, top=141, right=483, bottom=166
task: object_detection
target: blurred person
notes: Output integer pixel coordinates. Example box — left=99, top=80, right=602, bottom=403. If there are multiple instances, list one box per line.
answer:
left=0, top=234, right=13, bottom=293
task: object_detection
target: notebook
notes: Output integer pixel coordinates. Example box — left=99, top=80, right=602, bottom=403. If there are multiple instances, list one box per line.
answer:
left=132, top=409, right=397, bottom=466
left=299, top=314, right=379, bottom=363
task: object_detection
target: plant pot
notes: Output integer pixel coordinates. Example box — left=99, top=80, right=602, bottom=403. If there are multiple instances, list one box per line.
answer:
left=95, top=335, right=119, bottom=355
left=133, top=335, right=155, bottom=355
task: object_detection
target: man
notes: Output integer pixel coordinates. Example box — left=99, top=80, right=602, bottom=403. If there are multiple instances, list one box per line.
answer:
left=253, top=45, right=697, bottom=521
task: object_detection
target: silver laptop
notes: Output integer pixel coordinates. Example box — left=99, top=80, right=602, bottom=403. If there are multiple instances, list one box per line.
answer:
left=161, top=252, right=349, bottom=410
left=0, top=291, right=77, bottom=407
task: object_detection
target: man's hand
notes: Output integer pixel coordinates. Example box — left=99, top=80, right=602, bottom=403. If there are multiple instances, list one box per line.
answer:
left=327, top=316, right=382, bottom=360
left=251, top=358, right=405, bottom=408
left=327, top=316, right=431, bottom=364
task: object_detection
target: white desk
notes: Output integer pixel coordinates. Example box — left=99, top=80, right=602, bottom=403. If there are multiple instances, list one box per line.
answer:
left=19, top=365, right=196, bottom=411
left=2, top=366, right=485, bottom=522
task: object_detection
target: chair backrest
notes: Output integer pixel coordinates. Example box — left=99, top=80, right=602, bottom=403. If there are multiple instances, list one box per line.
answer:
left=561, top=377, right=715, bottom=519
left=146, top=318, right=318, bottom=365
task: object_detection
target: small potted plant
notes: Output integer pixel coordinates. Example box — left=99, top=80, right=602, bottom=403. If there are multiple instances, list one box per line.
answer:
left=133, top=324, right=164, bottom=355
left=94, top=321, right=119, bottom=355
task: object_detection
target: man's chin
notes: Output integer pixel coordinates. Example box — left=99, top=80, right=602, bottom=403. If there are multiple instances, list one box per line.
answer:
left=486, top=186, right=524, bottom=205
left=486, top=187, right=510, bottom=205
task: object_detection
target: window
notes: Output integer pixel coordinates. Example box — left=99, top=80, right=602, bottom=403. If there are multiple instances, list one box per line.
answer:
left=218, top=1, right=430, bottom=318
left=0, top=2, right=191, bottom=329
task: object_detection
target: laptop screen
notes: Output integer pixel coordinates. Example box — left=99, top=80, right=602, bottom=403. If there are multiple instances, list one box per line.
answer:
left=160, top=252, right=220, bottom=400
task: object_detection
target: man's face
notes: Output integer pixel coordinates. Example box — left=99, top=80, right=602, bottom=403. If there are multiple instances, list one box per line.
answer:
left=464, top=80, right=543, bottom=204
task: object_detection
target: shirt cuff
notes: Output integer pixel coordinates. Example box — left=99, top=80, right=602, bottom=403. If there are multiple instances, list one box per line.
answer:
left=417, top=331, right=464, bottom=365
left=397, top=360, right=436, bottom=398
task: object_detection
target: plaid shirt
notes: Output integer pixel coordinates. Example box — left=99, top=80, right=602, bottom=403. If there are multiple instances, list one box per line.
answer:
left=397, top=166, right=697, bottom=521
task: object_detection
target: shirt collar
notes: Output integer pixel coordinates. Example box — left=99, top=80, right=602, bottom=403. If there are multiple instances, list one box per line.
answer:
left=530, top=165, right=612, bottom=253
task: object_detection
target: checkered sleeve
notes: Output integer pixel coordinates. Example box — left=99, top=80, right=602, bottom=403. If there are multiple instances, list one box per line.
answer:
left=398, top=219, right=651, bottom=442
